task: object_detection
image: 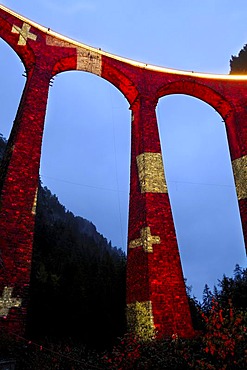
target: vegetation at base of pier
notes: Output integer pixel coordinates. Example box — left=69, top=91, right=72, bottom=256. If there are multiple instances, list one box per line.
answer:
left=0, top=265, right=246, bottom=369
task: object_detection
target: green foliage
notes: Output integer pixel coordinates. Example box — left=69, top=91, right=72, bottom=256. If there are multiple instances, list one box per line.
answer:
left=188, top=302, right=247, bottom=369
left=202, top=284, right=213, bottom=313
left=102, top=301, right=247, bottom=370
left=187, top=295, right=205, bottom=331
left=214, top=265, right=247, bottom=311
left=0, top=133, right=7, bottom=158
left=102, top=334, right=191, bottom=369
left=230, top=44, right=247, bottom=74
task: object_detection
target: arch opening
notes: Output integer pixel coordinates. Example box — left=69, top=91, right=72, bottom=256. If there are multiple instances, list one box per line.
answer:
left=157, top=94, right=246, bottom=300
left=40, top=70, right=130, bottom=251
left=0, top=39, right=25, bottom=141
left=32, top=70, right=131, bottom=346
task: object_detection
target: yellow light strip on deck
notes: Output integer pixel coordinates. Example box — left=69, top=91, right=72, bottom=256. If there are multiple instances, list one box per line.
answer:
left=1, top=4, right=247, bottom=81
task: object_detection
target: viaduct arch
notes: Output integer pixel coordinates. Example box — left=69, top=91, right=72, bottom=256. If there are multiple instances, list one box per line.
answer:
left=0, top=5, right=246, bottom=339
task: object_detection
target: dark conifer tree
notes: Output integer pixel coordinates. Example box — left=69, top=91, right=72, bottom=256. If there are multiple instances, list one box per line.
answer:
left=230, top=44, right=247, bottom=73
left=201, top=284, right=213, bottom=313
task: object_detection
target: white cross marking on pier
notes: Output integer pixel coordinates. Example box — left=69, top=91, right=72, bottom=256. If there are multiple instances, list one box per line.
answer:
left=0, top=286, right=22, bottom=317
left=11, top=23, right=37, bottom=46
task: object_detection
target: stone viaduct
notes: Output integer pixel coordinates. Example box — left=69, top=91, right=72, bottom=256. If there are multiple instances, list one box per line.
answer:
left=0, top=5, right=246, bottom=339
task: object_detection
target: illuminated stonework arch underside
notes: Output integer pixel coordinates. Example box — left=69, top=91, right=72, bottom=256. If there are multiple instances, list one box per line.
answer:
left=157, top=80, right=233, bottom=122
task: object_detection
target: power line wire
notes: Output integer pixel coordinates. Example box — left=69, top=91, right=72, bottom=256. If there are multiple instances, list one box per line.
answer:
left=40, top=174, right=127, bottom=193
left=40, top=173, right=234, bottom=193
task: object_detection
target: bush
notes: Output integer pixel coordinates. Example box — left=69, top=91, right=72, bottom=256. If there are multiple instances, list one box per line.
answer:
left=184, top=301, right=247, bottom=369
left=102, top=302, right=247, bottom=370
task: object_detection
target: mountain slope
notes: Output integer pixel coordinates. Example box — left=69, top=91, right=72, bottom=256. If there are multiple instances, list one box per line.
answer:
left=0, top=134, right=126, bottom=348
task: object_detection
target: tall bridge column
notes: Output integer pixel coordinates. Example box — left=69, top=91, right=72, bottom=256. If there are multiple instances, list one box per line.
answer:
left=226, top=108, right=247, bottom=251
left=126, top=95, right=194, bottom=340
left=0, top=65, right=51, bottom=335
left=232, top=155, right=247, bottom=250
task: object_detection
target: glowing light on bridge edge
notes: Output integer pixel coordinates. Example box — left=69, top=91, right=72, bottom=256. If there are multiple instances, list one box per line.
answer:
left=1, top=3, right=247, bottom=81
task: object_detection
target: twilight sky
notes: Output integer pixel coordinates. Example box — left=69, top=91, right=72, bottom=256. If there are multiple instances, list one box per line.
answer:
left=0, top=0, right=246, bottom=299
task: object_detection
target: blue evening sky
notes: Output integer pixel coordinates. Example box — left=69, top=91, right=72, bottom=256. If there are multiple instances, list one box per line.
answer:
left=0, top=0, right=246, bottom=299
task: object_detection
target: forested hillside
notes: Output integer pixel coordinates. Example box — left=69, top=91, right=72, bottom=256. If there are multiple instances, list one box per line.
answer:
left=0, top=134, right=126, bottom=349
